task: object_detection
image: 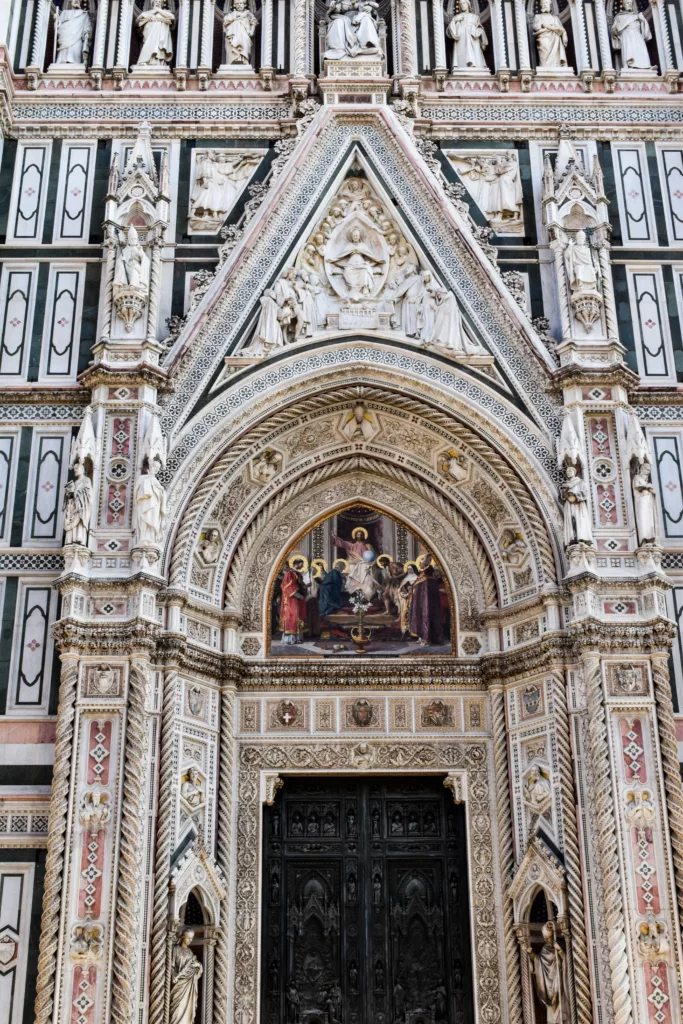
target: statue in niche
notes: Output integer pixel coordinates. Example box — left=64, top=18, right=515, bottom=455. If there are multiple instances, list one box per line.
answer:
left=136, top=0, right=175, bottom=67
left=611, top=0, right=654, bottom=70
left=114, top=225, right=150, bottom=293
left=561, top=464, right=592, bottom=546
left=526, top=922, right=570, bottom=1024
left=564, top=230, right=599, bottom=296
left=170, top=930, right=203, bottom=1024
left=63, top=461, right=93, bottom=546
left=224, top=0, right=258, bottom=64
left=197, top=528, right=221, bottom=565
left=189, top=150, right=260, bottom=233
left=54, top=0, right=92, bottom=65
left=632, top=461, right=657, bottom=544
left=324, top=0, right=381, bottom=59
left=533, top=0, right=569, bottom=68
left=132, top=458, right=166, bottom=547
left=446, top=0, right=488, bottom=70
left=180, top=767, right=204, bottom=808
left=326, top=226, right=387, bottom=300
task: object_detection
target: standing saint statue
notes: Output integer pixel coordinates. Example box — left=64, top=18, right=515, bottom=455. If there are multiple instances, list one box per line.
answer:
left=132, top=459, right=167, bottom=547
left=136, top=0, right=175, bottom=67
left=63, top=461, right=93, bottom=546
left=526, top=922, right=569, bottom=1024
left=633, top=461, right=657, bottom=544
left=564, top=230, right=598, bottom=295
left=170, top=930, right=203, bottom=1024
left=54, top=0, right=92, bottom=65
left=446, top=0, right=488, bottom=70
left=611, top=0, right=653, bottom=70
left=224, top=0, right=258, bottom=64
left=562, top=465, right=592, bottom=545
left=114, top=226, right=150, bottom=292
left=533, top=0, right=569, bottom=67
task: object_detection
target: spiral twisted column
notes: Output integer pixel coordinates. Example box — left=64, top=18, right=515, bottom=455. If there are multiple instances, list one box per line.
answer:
left=111, top=660, right=152, bottom=1024
left=490, top=684, right=523, bottom=1024
left=149, top=669, right=179, bottom=1024
left=651, top=655, right=683, bottom=933
left=551, top=671, right=593, bottom=1024
left=582, top=653, right=633, bottom=1024
left=213, top=685, right=237, bottom=1024
left=34, top=658, right=79, bottom=1024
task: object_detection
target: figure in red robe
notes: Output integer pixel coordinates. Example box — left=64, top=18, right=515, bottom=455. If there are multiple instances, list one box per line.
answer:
left=279, top=560, right=307, bottom=645
left=408, top=560, right=443, bottom=645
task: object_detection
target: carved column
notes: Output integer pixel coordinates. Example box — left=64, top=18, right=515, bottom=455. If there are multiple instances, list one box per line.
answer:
left=431, top=0, right=447, bottom=82
left=213, top=681, right=238, bottom=1024
left=176, top=0, right=191, bottom=71
left=651, top=654, right=683, bottom=929
left=513, top=0, right=532, bottom=73
left=593, top=0, right=614, bottom=73
left=490, top=684, right=523, bottom=1024
left=115, top=0, right=134, bottom=69
left=397, top=0, right=418, bottom=76
left=146, top=236, right=163, bottom=343
left=199, top=0, right=215, bottom=75
left=595, top=240, right=619, bottom=342
left=90, top=0, right=110, bottom=81
left=33, top=657, right=79, bottom=1024
left=149, top=668, right=181, bottom=1024
left=111, top=658, right=155, bottom=1024
left=568, top=0, right=592, bottom=75
left=292, top=0, right=309, bottom=77
left=550, top=671, right=593, bottom=1024
left=28, top=0, right=50, bottom=68
left=261, top=0, right=274, bottom=73
left=489, top=0, right=510, bottom=71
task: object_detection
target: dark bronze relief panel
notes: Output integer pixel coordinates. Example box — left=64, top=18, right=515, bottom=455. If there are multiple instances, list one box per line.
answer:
left=262, top=776, right=473, bottom=1024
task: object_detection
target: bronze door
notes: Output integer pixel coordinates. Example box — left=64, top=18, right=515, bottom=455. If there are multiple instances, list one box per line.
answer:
left=261, top=776, right=473, bottom=1024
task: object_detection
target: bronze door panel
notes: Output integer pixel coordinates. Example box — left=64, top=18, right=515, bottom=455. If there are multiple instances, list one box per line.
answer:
left=262, top=776, right=473, bottom=1024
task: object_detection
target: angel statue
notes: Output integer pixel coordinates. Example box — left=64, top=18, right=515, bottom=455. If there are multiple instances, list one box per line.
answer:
left=224, top=0, right=258, bottom=64
left=170, top=931, right=203, bottom=1024
left=136, top=0, right=175, bottom=67
left=54, top=0, right=92, bottom=66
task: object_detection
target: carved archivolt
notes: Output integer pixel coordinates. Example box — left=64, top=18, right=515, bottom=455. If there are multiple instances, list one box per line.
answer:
left=227, top=465, right=491, bottom=633
left=166, top=384, right=560, bottom=612
left=233, top=742, right=502, bottom=1024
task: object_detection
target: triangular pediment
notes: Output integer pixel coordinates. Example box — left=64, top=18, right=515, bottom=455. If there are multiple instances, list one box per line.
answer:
left=161, top=108, right=559, bottom=446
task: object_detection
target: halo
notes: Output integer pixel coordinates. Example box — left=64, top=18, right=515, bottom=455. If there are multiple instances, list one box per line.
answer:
left=288, top=553, right=309, bottom=571
left=417, top=552, right=435, bottom=569
left=403, top=560, right=419, bottom=574
left=376, top=553, right=392, bottom=569
left=311, top=558, right=328, bottom=578
left=333, top=558, right=349, bottom=573
left=351, top=526, right=368, bottom=540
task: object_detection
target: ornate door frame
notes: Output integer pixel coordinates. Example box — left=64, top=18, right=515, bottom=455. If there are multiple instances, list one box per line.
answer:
left=231, top=740, right=505, bottom=1024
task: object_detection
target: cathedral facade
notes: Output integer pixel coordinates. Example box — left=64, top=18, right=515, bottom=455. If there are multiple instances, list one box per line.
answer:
left=1, top=3, right=683, bottom=1024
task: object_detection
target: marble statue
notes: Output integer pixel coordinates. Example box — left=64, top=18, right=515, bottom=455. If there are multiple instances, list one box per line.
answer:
left=224, top=0, right=258, bottom=64
left=132, top=459, right=167, bottom=547
left=189, top=150, right=260, bottom=232
left=170, top=930, right=203, bottom=1024
left=180, top=768, right=204, bottom=808
left=523, top=766, right=551, bottom=812
left=441, top=450, right=468, bottom=482
left=197, top=529, right=221, bottom=564
left=136, top=0, right=175, bottom=67
left=611, top=0, right=654, bottom=70
left=564, top=230, right=598, bottom=295
left=327, top=227, right=386, bottom=300
left=54, top=0, right=92, bottom=65
left=114, top=226, right=150, bottom=292
left=526, top=922, right=569, bottom=1024
left=324, top=0, right=381, bottom=59
left=63, top=462, right=93, bottom=546
left=562, top=465, right=592, bottom=545
left=633, top=461, right=657, bottom=544
left=448, top=153, right=523, bottom=233
left=533, top=0, right=569, bottom=68
left=446, top=0, right=488, bottom=70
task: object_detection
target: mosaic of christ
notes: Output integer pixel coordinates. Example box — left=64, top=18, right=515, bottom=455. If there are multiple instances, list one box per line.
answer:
left=269, top=505, right=453, bottom=656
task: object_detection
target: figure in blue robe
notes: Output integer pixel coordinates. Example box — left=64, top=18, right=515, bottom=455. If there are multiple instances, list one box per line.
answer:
left=319, top=567, right=345, bottom=618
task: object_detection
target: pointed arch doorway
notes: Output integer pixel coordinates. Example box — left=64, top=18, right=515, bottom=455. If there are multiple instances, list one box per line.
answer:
left=261, top=775, right=474, bottom=1024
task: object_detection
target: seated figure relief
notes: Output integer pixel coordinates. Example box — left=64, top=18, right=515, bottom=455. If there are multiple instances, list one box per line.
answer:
left=241, top=177, right=486, bottom=360
left=323, top=0, right=382, bottom=59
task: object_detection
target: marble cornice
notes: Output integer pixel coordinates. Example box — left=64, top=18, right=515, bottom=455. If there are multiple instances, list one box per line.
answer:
left=551, top=363, right=641, bottom=394
left=52, top=616, right=161, bottom=655
left=0, top=386, right=90, bottom=406
left=567, top=616, right=678, bottom=653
